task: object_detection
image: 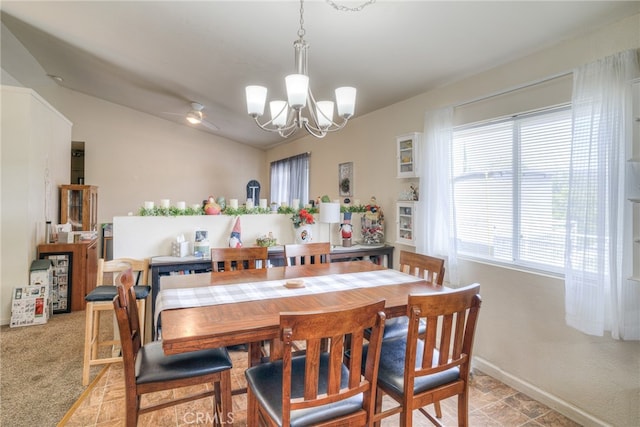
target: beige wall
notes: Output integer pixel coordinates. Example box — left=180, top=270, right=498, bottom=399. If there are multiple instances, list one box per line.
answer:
left=35, top=87, right=268, bottom=224
left=2, top=11, right=639, bottom=426
left=1, top=86, right=72, bottom=325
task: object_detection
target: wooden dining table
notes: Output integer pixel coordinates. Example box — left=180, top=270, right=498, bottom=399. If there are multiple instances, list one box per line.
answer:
left=159, top=261, right=445, bottom=366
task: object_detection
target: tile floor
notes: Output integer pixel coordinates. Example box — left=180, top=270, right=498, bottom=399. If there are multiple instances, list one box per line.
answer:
left=63, top=349, right=581, bottom=427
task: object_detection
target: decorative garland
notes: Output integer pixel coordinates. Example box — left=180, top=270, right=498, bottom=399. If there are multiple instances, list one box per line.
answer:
left=138, top=204, right=367, bottom=217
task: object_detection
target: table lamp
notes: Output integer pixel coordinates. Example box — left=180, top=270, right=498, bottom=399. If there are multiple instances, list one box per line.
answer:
left=319, top=202, right=341, bottom=248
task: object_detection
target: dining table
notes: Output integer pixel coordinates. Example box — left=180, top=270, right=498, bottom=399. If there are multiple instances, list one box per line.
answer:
left=158, top=260, right=445, bottom=366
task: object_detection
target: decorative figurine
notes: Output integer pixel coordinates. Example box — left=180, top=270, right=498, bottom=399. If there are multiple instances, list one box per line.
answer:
left=341, top=211, right=353, bottom=247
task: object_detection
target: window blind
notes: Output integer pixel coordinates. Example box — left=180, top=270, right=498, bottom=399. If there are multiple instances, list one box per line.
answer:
left=452, top=106, right=572, bottom=273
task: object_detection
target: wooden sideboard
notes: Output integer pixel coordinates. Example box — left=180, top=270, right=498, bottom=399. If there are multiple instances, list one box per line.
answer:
left=37, top=239, right=98, bottom=312
left=149, top=244, right=394, bottom=338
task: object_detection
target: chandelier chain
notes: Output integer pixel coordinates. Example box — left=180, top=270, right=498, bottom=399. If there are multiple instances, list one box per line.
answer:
left=325, top=0, right=376, bottom=12
left=298, top=0, right=306, bottom=38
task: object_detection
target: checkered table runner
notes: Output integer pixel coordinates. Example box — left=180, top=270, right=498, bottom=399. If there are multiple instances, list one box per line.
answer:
left=155, top=269, right=420, bottom=331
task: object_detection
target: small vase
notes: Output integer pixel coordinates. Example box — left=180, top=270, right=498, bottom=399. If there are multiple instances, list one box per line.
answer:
left=294, top=224, right=313, bottom=244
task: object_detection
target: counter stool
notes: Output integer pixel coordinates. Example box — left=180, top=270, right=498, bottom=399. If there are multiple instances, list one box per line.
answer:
left=82, top=258, right=150, bottom=386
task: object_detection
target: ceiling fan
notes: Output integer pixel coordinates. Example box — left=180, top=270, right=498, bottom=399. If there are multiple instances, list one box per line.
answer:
left=163, top=102, right=219, bottom=131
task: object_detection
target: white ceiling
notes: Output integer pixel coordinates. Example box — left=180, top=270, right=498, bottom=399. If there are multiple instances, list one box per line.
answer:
left=2, top=1, right=639, bottom=150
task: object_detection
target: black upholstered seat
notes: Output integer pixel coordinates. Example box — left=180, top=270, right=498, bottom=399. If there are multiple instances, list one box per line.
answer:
left=245, top=354, right=363, bottom=427
left=379, top=316, right=427, bottom=340
left=372, top=337, right=460, bottom=397
left=136, top=341, right=232, bottom=385
left=85, top=285, right=150, bottom=301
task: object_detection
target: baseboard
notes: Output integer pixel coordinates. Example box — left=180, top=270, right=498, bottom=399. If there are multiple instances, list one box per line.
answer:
left=472, top=357, right=610, bottom=427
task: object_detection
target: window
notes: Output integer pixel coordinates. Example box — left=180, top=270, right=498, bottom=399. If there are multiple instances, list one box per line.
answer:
left=270, top=153, right=309, bottom=207
left=451, top=106, right=572, bottom=274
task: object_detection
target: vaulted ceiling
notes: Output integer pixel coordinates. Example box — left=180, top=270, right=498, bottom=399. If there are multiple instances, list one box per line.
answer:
left=2, top=1, right=638, bottom=149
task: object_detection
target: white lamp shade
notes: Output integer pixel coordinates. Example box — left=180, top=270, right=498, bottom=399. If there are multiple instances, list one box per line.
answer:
left=316, top=101, right=334, bottom=128
left=335, top=86, right=356, bottom=118
left=319, top=202, right=341, bottom=224
left=246, top=85, right=267, bottom=116
left=269, top=100, right=288, bottom=127
left=285, top=74, right=309, bottom=109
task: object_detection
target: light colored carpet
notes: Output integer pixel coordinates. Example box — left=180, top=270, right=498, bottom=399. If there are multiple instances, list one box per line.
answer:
left=0, top=310, right=105, bottom=426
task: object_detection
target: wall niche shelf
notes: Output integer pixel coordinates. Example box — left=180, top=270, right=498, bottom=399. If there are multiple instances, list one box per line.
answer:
left=396, top=132, right=422, bottom=178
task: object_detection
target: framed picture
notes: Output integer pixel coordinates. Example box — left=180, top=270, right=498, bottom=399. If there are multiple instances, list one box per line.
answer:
left=339, top=162, right=353, bottom=197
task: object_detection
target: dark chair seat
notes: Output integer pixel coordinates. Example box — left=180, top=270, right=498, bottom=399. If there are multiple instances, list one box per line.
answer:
left=374, top=316, right=427, bottom=340
left=245, top=353, right=363, bottom=427
left=85, top=285, right=150, bottom=301
left=373, top=337, right=460, bottom=397
left=136, top=341, right=232, bottom=385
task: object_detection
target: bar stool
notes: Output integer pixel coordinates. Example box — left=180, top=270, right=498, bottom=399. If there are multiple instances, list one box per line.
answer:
left=82, top=258, right=150, bottom=386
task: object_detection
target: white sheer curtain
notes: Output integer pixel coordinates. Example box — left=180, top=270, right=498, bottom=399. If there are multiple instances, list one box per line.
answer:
left=418, top=106, right=459, bottom=285
left=564, top=49, right=640, bottom=339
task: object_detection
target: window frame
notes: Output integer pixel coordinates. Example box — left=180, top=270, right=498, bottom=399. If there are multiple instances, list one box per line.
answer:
left=451, top=104, right=572, bottom=277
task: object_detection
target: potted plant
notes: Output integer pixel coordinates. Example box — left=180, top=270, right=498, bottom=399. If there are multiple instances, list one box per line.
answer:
left=291, top=208, right=315, bottom=243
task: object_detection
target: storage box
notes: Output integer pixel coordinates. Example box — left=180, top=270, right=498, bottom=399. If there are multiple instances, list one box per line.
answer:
left=171, top=241, right=190, bottom=257
left=57, top=231, right=74, bottom=243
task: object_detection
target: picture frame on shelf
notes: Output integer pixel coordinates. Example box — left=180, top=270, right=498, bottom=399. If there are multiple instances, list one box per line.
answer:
left=339, top=162, right=353, bottom=197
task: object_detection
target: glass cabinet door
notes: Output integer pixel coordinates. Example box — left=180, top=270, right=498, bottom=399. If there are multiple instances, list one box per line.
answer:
left=60, top=185, right=98, bottom=231
left=396, top=133, right=422, bottom=178
left=396, top=202, right=416, bottom=246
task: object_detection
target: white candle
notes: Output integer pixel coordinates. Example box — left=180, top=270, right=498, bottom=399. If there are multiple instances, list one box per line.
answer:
left=160, top=199, right=170, bottom=208
left=292, top=199, right=300, bottom=209
left=144, top=201, right=154, bottom=209
left=176, top=201, right=186, bottom=210
left=229, top=199, right=239, bottom=209
left=246, top=199, right=254, bottom=209
left=259, top=198, right=268, bottom=209
left=281, top=201, right=288, bottom=208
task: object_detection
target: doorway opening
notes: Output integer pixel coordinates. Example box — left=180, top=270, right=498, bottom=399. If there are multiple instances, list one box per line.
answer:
left=71, top=141, right=85, bottom=184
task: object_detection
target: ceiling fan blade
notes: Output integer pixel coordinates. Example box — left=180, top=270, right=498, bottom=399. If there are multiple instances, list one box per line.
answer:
left=200, top=119, right=219, bottom=131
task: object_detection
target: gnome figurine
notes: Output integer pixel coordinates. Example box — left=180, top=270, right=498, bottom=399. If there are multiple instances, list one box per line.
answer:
left=229, top=216, right=242, bottom=248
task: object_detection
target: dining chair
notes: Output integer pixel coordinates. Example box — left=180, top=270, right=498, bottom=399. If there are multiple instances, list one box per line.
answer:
left=283, top=242, right=331, bottom=266
left=372, top=283, right=482, bottom=427
left=113, top=271, right=233, bottom=427
left=210, top=246, right=269, bottom=272
left=82, top=257, right=150, bottom=386
left=244, top=300, right=387, bottom=427
left=381, top=251, right=445, bottom=340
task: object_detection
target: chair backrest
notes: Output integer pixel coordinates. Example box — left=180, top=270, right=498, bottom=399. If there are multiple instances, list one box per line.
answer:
left=398, top=251, right=445, bottom=285
left=277, top=300, right=386, bottom=426
left=283, top=242, right=331, bottom=266
left=405, top=283, right=481, bottom=389
left=210, top=247, right=268, bottom=272
left=113, top=270, right=143, bottom=392
left=97, top=257, right=149, bottom=286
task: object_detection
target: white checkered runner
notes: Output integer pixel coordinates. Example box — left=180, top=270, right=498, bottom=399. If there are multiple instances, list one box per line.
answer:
left=155, top=269, right=420, bottom=332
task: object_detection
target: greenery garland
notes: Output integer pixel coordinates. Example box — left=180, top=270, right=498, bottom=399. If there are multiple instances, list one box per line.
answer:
left=138, top=204, right=367, bottom=216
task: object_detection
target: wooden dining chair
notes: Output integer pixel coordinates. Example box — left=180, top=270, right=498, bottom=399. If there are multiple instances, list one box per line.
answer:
left=210, top=246, right=268, bottom=272
left=283, top=242, right=331, bottom=266
left=113, top=270, right=233, bottom=427
left=245, top=300, right=386, bottom=427
left=398, top=250, right=445, bottom=285
left=82, top=257, right=150, bottom=386
left=373, top=283, right=482, bottom=427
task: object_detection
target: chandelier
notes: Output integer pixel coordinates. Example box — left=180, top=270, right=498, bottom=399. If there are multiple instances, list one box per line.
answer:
left=245, top=0, right=370, bottom=139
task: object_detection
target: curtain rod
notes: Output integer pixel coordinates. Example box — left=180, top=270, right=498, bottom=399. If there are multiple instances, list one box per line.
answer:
left=454, top=70, right=573, bottom=109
